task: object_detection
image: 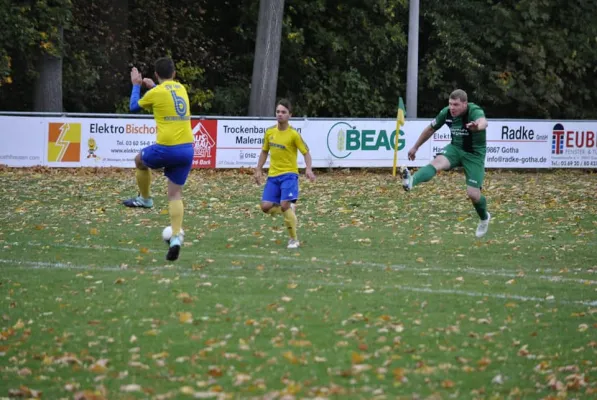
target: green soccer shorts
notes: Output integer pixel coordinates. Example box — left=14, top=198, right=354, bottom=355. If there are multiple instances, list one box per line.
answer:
left=438, top=144, right=486, bottom=188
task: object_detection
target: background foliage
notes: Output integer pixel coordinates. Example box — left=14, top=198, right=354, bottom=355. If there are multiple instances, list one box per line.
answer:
left=1, top=0, right=596, bottom=118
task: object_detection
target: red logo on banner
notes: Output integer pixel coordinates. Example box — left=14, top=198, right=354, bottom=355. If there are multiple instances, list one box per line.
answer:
left=191, top=120, right=217, bottom=168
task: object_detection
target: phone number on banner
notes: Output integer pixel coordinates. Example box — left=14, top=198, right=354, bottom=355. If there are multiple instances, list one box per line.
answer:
left=116, top=140, right=156, bottom=146
left=552, top=160, right=597, bottom=167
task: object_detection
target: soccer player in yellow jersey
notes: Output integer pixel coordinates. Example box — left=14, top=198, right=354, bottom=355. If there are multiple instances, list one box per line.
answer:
left=254, top=99, right=316, bottom=249
left=123, top=57, right=194, bottom=261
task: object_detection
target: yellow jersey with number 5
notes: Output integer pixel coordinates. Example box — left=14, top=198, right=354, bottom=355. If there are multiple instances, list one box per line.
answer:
left=138, top=80, right=194, bottom=146
left=262, top=125, right=309, bottom=177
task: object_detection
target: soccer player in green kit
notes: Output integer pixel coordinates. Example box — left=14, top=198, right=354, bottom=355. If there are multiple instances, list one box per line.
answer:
left=402, top=89, right=491, bottom=238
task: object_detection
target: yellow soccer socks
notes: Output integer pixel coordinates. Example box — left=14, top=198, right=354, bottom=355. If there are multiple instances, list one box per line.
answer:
left=169, top=200, right=184, bottom=236
left=136, top=168, right=151, bottom=199
left=283, top=208, right=298, bottom=240
left=267, top=205, right=282, bottom=215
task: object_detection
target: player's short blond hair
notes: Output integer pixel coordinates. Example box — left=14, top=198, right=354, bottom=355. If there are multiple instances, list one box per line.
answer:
left=449, top=89, right=468, bottom=102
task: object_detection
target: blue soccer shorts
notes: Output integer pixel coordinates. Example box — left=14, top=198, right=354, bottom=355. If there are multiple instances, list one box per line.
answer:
left=262, top=173, right=299, bottom=204
left=141, top=143, right=194, bottom=185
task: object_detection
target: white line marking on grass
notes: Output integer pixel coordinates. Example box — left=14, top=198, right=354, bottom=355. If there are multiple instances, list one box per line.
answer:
left=230, top=254, right=597, bottom=285
left=2, top=259, right=596, bottom=307
left=0, top=259, right=138, bottom=272
left=23, top=241, right=149, bottom=253
left=17, top=241, right=597, bottom=285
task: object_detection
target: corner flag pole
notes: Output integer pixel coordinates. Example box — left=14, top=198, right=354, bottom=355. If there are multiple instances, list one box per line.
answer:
left=392, top=97, right=406, bottom=176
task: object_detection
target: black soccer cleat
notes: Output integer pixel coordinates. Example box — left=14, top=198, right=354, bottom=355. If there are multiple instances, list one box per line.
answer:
left=166, top=244, right=180, bottom=261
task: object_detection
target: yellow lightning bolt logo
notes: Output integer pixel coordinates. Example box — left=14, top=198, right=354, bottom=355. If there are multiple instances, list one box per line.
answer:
left=48, top=122, right=81, bottom=162
left=55, top=123, right=71, bottom=161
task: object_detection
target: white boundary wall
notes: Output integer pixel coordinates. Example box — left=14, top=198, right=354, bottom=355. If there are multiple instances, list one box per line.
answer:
left=1, top=115, right=596, bottom=168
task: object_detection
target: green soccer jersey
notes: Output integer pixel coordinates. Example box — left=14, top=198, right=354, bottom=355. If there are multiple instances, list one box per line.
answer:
left=431, top=103, right=486, bottom=153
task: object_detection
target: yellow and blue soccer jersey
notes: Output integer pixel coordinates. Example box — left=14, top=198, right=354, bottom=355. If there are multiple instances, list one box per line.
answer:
left=262, top=125, right=309, bottom=177
left=138, top=80, right=194, bottom=146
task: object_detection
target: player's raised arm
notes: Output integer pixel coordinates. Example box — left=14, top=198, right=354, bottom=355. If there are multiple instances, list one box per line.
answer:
left=129, top=69, right=157, bottom=113
left=129, top=67, right=144, bottom=112
left=143, top=78, right=156, bottom=89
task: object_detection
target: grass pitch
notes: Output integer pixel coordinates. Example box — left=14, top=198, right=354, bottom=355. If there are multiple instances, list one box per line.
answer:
left=0, top=167, right=595, bottom=399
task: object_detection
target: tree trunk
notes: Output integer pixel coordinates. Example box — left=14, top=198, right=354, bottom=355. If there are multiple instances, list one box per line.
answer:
left=34, top=26, right=63, bottom=112
left=107, top=0, right=129, bottom=88
left=248, top=0, right=285, bottom=116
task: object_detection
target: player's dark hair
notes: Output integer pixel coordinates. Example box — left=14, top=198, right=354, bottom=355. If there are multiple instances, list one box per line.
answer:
left=450, top=89, right=468, bottom=102
left=276, top=98, right=292, bottom=114
left=155, top=57, right=175, bottom=80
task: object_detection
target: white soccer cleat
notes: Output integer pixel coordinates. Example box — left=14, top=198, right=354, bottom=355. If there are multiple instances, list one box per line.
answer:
left=475, top=212, right=491, bottom=238
left=287, top=239, right=300, bottom=249
left=401, top=167, right=413, bottom=191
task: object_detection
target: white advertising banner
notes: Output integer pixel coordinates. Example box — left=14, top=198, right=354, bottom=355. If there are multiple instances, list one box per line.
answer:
left=0, top=116, right=596, bottom=169
left=484, top=122, right=551, bottom=168
left=213, top=119, right=306, bottom=168
left=431, top=121, right=552, bottom=169
left=0, top=117, right=157, bottom=168
left=212, top=119, right=428, bottom=168
left=80, top=119, right=157, bottom=167
left=0, top=117, right=45, bottom=166
left=304, top=120, right=429, bottom=168
left=549, top=122, right=597, bottom=168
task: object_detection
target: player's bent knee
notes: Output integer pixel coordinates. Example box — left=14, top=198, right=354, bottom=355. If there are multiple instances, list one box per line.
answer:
left=260, top=203, right=273, bottom=213
left=167, top=181, right=184, bottom=200
left=134, top=153, right=142, bottom=167
left=135, top=153, right=147, bottom=169
left=467, top=187, right=481, bottom=202
left=431, top=156, right=450, bottom=171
